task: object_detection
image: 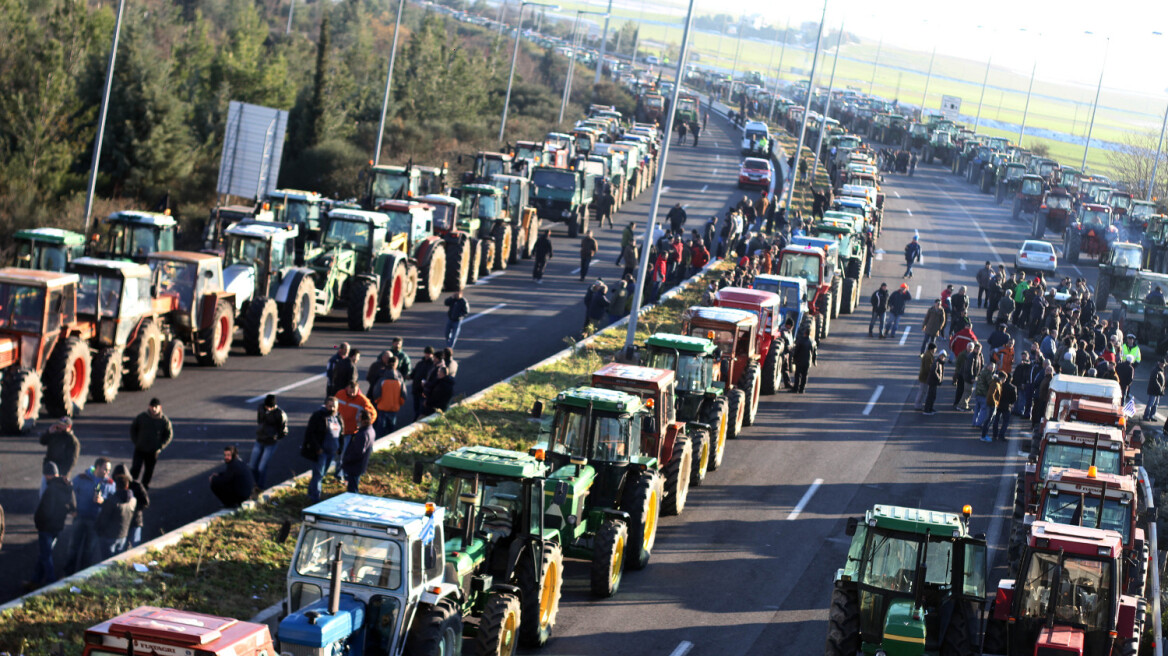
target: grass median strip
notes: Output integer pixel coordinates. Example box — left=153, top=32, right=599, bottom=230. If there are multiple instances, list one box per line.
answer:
left=0, top=261, right=731, bottom=654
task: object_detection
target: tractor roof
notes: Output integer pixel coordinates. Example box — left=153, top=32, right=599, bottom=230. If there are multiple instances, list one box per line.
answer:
left=71, top=257, right=151, bottom=279
left=414, top=165, right=446, bottom=173
left=436, top=445, right=547, bottom=479
left=226, top=221, right=299, bottom=240
left=1028, top=520, right=1122, bottom=557
left=268, top=189, right=322, bottom=202
left=330, top=208, right=390, bottom=227
left=304, top=493, right=440, bottom=539
left=13, top=227, right=85, bottom=246
left=460, top=184, right=503, bottom=195
left=148, top=250, right=221, bottom=264
left=1049, top=375, right=1121, bottom=404
left=715, top=287, right=781, bottom=309
left=752, top=274, right=806, bottom=295
left=867, top=504, right=968, bottom=537
left=1046, top=467, right=1136, bottom=493
left=417, top=194, right=461, bottom=208
left=0, top=267, right=78, bottom=288
left=490, top=174, right=528, bottom=185
left=683, top=306, right=758, bottom=328
left=554, top=386, right=644, bottom=414
left=782, top=243, right=830, bottom=258
left=646, top=332, right=717, bottom=355
left=1022, top=174, right=1045, bottom=180
left=592, top=362, right=675, bottom=388
left=371, top=164, right=415, bottom=174
left=106, top=210, right=176, bottom=227
left=1042, top=420, right=1124, bottom=447
left=85, top=606, right=271, bottom=651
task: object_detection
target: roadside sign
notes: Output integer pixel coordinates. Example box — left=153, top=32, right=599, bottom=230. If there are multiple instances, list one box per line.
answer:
left=940, top=95, right=961, bottom=121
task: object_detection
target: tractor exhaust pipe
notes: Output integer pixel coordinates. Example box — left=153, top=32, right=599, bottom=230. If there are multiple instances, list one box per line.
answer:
left=329, top=542, right=343, bottom=615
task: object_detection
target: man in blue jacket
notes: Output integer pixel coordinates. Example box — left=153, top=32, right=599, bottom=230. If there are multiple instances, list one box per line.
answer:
left=65, top=457, right=115, bottom=574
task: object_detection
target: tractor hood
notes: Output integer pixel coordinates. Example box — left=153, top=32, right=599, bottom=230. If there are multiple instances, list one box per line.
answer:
left=1035, top=624, right=1085, bottom=654
left=881, top=599, right=926, bottom=655
left=278, top=594, right=367, bottom=649
left=223, top=262, right=255, bottom=311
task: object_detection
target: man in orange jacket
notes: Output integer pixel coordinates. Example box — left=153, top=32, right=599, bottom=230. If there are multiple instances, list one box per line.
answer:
left=335, top=380, right=377, bottom=478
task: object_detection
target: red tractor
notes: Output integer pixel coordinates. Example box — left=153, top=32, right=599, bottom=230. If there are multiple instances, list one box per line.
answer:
left=680, top=306, right=761, bottom=439
left=713, top=287, right=788, bottom=394
left=1012, top=174, right=1047, bottom=221
left=776, top=242, right=837, bottom=340
left=1032, top=187, right=1077, bottom=239
left=417, top=194, right=475, bottom=290
left=1064, top=203, right=1117, bottom=264
left=1016, top=420, right=1129, bottom=523
left=83, top=606, right=275, bottom=656
left=591, top=363, right=695, bottom=516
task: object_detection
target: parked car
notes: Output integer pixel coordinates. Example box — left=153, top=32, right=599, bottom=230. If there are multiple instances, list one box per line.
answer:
left=738, top=157, right=774, bottom=190
left=1015, top=239, right=1058, bottom=273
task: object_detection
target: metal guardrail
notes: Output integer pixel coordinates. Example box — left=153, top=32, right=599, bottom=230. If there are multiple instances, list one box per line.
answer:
left=1140, top=465, right=1163, bottom=656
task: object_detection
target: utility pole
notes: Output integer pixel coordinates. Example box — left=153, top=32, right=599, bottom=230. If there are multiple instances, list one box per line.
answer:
left=867, top=36, right=882, bottom=96
left=1017, top=60, right=1037, bottom=144
left=1149, top=104, right=1168, bottom=201
left=1081, top=36, right=1110, bottom=171
left=286, top=0, right=295, bottom=35
left=972, top=57, right=991, bottom=133
left=374, top=0, right=408, bottom=166
left=594, top=0, right=613, bottom=84
left=919, top=45, right=936, bottom=115
left=782, top=0, right=828, bottom=211
left=811, top=22, right=844, bottom=179
left=83, top=0, right=127, bottom=235
left=767, top=18, right=790, bottom=123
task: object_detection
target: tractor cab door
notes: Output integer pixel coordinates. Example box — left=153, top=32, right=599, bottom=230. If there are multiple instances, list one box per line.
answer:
left=960, top=540, right=987, bottom=603
left=363, top=595, right=403, bottom=656
left=193, top=263, right=222, bottom=327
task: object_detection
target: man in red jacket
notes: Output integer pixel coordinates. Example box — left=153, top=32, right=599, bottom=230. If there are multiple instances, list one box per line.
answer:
left=690, top=238, right=709, bottom=274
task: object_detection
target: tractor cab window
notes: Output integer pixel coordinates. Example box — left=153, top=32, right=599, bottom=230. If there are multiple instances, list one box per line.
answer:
left=1021, top=179, right=1043, bottom=195
left=431, top=204, right=456, bottom=232
left=27, top=244, right=68, bottom=272
left=1111, top=245, right=1143, bottom=268
left=383, top=211, right=412, bottom=238
left=150, top=260, right=197, bottom=312
left=550, top=407, right=588, bottom=458
left=77, top=274, right=121, bottom=319
left=963, top=542, right=987, bottom=599
left=591, top=414, right=628, bottom=462
left=294, top=528, right=403, bottom=590
left=226, top=237, right=269, bottom=273
left=675, top=353, right=710, bottom=392
left=279, top=198, right=321, bottom=231
left=1080, top=209, right=1109, bottom=228
left=324, top=218, right=373, bottom=251
left=1017, top=552, right=1111, bottom=631
left=1111, top=195, right=1131, bottom=210
left=270, top=236, right=288, bottom=269
left=779, top=253, right=821, bottom=286
left=437, top=474, right=471, bottom=534
left=46, top=288, right=66, bottom=332
left=861, top=533, right=919, bottom=595
left=1040, top=443, right=1121, bottom=479
left=1046, top=195, right=1073, bottom=210
left=105, top=224, right=170, bottom=258
left=0, top=283, right=45, bottom=332
left=476, top=195, right=501, bottom=220
left=372, top=171, right=410, bottom=203
left=532, top=169, right=576, bottom=191
left=1040, top=491, right=1132, bottom=544
left=645, top=349, right=676, bottom=372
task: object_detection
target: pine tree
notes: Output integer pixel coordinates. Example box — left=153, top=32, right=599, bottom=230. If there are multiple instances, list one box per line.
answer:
left=307, top=11, right=331, bottom=147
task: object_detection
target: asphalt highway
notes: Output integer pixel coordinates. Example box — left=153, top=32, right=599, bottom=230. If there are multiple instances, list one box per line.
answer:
left=535, top=154, right=1141, bottom=654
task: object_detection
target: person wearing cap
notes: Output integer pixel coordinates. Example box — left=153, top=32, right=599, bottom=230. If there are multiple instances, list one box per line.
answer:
left=1145, top=361, right=1165, bottom=421
left=251, top=394, right=288, bottom=489
left=1117, top=354, right=1136, bottom=404
left=365, top=350, right=395, bottom=396
left=325, top=342, right=351, bottom=396
left=65, top=457, right=115, bottom=573
left=923, top=349, right=946, bottom=415
left=921, top=299, right=946, bottom=355
left=96, top=464, right=137, bottom=558
left=983, top=371, right=1017, bottom=442
left=39, top=416, right=79, bottom=496
left=1120, top=334, right=1142, bottom=365
left=209, top=445, right=254, bottom=509
left=32, top=461, right=76, bottom=586
left=388, top=337, right=412, bottom=379
left=885, top=283, right=912, bottom=336
left=129, top=398, right=172, bottom=489
left=903, top=235, right=921, bottom=278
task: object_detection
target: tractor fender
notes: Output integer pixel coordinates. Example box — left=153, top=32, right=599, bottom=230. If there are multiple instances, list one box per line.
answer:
left=378, top=252, right=409, bottom=291
left=419, top=581, right=461, bottom=606
left=685, top=420, right=712, bottom=432
left=599, top=508, right=630, bottom=522
left=414, top=235, right=443, bottom=266
left=354, top=272, right=381, bottom=288
left=274, top=268, right=315, bottom=304
left=488, top=583, right=521, bottom=597
left=503, top=539, right=529, bottom=586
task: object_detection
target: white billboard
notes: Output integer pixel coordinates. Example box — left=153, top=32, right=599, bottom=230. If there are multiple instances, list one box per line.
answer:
left=217, top=101, right=288, bottom=200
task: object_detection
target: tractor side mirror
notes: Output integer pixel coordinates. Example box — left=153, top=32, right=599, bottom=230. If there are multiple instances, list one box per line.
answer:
left=530, top=401, right=543, bottom=419
left=845, top=517, right=858, bottom=536
left=553, top=481, right=568, bottom=506
left=276, top=519, right=292, bottom=544
left=412, top=461, right=426, bottom=484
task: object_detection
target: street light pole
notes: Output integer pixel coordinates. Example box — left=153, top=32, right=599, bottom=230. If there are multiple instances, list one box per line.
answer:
left=500, top=2, right=560, bottom=142
left=767, top=18, right=790, bottom=123
left=783, top=0, right=829, bottom=212
left=867, top=36, right=882, bottom=96
left=1018, top=60, right=1036, bottom=144
left=1148, top=102, right=1168, bottom=201
left=374, top=0, right=408, bottom=165
left=919, top=45, right=936, bottom=115
left=972, top=56, right=992, bottom=133
left=286, top=0, right=295, bottom=35
left=594, top=0, right=613, bottom=84
left=811, top=22, right=844, bottom=178
left=560, top=9, right=608, bottom=124
left=623, top=0, right=696, bottom=356
left=83, top=0, right=127, bottom=236
left=1081, top=35, right=1110, bottom=171
left=729, top=17, right=743, bottom=79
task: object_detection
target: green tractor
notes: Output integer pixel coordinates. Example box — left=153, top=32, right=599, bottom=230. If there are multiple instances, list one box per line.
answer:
left=810, top=215, right=866, bottom=315
left=642, top=332, right=731, bottom=476
left=1094, top=241, right=1144, bottom=312
left=824, top=504, right=987, bottom=656
left=365, top=164, right=422, bottom=207
left=419, top=445, right=566, bottom=651
left=12, top=228, right=87, bottom=272
left=1113, top=269, right=1168, bottom=354
left=92, top=211, right=177, bottom=263
left=531, top=166, right=594, bottom=238
left=452, top=184, right=514, bottom=276
left=529, top=386, right=664, bottom=597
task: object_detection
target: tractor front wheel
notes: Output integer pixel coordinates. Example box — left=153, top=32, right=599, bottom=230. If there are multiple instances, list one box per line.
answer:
left=981, top=615, right=1007, bottom=654
left=242, top=297, right=278, bottom=356
left=727, top=389, right=746, bottom=439
left=419, top=243, right=447, bottom=302
left=761, top=345, right=780, bottom=394
left=662, top=435, right=692, bottom=516
left=742, top=365, right=761, bottom=426
left=346, top=279, right=378, bottom=331
left=379, top=264, right=407, bottom=323
left=467, top=238, right=482, bottom=284
left=688, top=427, right=710, bottom=486
left=161, top=340, right=184, bottom=379
left=405, top=599, right=462, bottom=656
left=705, top=397, right=729, bottom=471
left=197, top=299, right=235, bottom=366
left=124, top=319, right=162, bottom=390
left=89, top=347, right=122, bottom=404
left=823, top=584, right=860, bottom=656
left=480, top=238, right=496, bottom=278
left=517, top=541, right=564, bottom=647
left=622, top=472, right=662, bottom=571
left=589, top=519, right=627, bottom=597
left=473, top=593, right=520, bottom=656
left=939, top=603, right=976, bottom=656
left=445, top=237, right=470, bottom=292
left=404, top=262, right=419, bottom=309
left=278, top=275, right=315, bottom=347
left=493, top=223, right=512, bottom=271
left=44, top=336, right=91, bottom=417
left=1096, top=276, right=1111, bottom=311
left=1, top=368, right=42, bottom=435
left=841, top=278, right=856, bottom=315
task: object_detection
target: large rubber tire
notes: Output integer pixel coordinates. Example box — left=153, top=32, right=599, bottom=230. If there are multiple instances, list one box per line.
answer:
left=493, top=223, right=512, bottom=271
left=579, top=206, right=590, bottom=236
left=403, top=263, right=419, bottom=309
left=480, top=239, right=496, bottom=278
left=346, top=278, right=378, bottom=332
left=741, top=365, right=761, bottom=426
left=1032, top=212, right=1045, bottom=239
left=242, top=297, right=278, bottom=356
left=1128, top=542, right=1150, bottom=597
left=705, top=397, right=729, bottom=471
left=981, top=617, right=1007, bottom=654
left=445, top=237, right=470, bottom=292
left=467, top=238, right=482, bottom=284
left=89, top=347, right=122, bottom=404
left=831, top=278, right=842, bottom=318
left=379, top=263, right=407, bottom=323
left=1096, top=276, right=1111, bottom=312
left=568, top=214, right=579, bottom=238
left=823, top=584, right=860, bottom=656
left=940, top=603, right=976, bottom=656
left=661, top=435, right=692, bottom=516
left=622, top=472, right=662, bottom=571
left=841, top=278, right=856, bottom=315
left=123, top=320, right=161, bottom=391
left=1012, top=474, right=1026, bottom=518
left=517, top=541, right=563, bottom=647
left=845, top=257, right=862, bottom=280
left=419, top=243, right=446, bottom=303
left=761, top=345, right=780, bottom=394
left=197, top=299, right=234, bottom=366
left=509, top=224, right=524, bottom=265
left=727, top=388, right=746, bottom=439
left=1007, top=520, right=1025, bottom=576
left=1, top=368, right=41, bottom=435
left=589, top=518, right=627, bottom=598
left=1066, top=232, right=1081, bottom=264
left=688, top=427, right=710, bottom=486
left=161, top=340, right=184, bottom=379
left=473, top=592, right=520, bottom=656
left=405, top=598, right=462, bottom=656
left=277, top=274, right=315, bottom=347
left=820, top=307, right=832, bottom=339
left=43, top=336, right=90, bottom=417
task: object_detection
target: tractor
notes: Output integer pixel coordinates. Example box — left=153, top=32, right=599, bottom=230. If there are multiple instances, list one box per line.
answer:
left=529, top=386, right=664, bottom=595
left=221, top=221, right=319, bottom=353
left=713, top=287, right=789, bottom=394
left=467, top=152, right=516, bottom=184
left=531, top=166, right=594, bottom=238
left=146, top=251, right=237, bottom=371
left=266, top=188, right=328, bottom=253
left=415, top=164, right=449, bottom=196
left=981, top=521, right=1144, bottom=656
left=1015, top=419, right=1130, bottom=526
left=419, top=194, right=476, bottom=290
left=643, top=332, right=731, bottom=479
left=279, top=494, right=464, bottom=656
left=823, top=504, right=987, bottom=656
left=1113, top=269, right=1168, bottom=353
left=1032, top=187, right=1077, bottom=239
left=1094, top=242, right=1144, bottom=311
left=0, top=268, right=95, bottom=433
left=681, top=306, right=761, bottom=437
left=751, top=274, right=810, bottom=342
left=91, top=211, right=177, bottom=263
left=808, top=216, right=866, bottom=314
left=201, top=204, right=275, bottom=256
left=1013, top=174, right=1047, bottom=221
left=83, top=606, right=276, bottom=656
left=1056, top=166, right=1083, bottom=196
left=777, top=241, right=839, bottom=340
left=420, top=445, right=565, bottom=651
left=365, top=164, right=421, bottom=207
left=590, top=363, right=695, bottom=516
left=12, top=228, right=86, bottom=272
left=995, top=162, right=1027, bottom=205
left=490, top=173, right=541, bottom=262
left=452, top=184, right=513, bottom=275
left=1064, top=204, right=1117, bottom=264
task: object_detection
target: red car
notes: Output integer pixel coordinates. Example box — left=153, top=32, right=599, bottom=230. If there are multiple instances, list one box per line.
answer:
left=738, top=157, right=773, bottom=190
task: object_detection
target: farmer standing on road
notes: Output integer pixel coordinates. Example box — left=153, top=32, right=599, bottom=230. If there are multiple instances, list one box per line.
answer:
left=885, top=283, right=912, bottom=336
left=532, top=230, right=553, bottom=282
left=580, top=230, right=599, bottom=280
left=444, top=289, right=470, bottom=348
left=869, top=282, right=889, bottom=338
left=903, top=235, right=921, bottom=278
left=976, top=261, right=992, bottom=308
left=39, top=416, right=79, bottom=496
left=667, top=203, right=687, bottom=236
left=129, top=398, right=172, bottom=490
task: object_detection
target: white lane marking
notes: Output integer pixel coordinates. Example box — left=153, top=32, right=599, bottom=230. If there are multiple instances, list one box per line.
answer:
left=894, top=191, right=901, bottom=198
left=662, top=186, right=671, bottom=194
left=712, top=169, right=719, bottom=176
left=246, top=373, right=326, bottom=404
left=700, top=185, right=709, bottom=193
left=476, top=271, right=505, bottom=284
left=716, top=154, right=722, bottom=161
left=916, top=285, right=922, bottom=298
left=958, top=258, right=967, bottom=271
left=863, top=385, right=885, bottom=416
left=1072, top=264, right=1084, bottom=277
left=906, top=208, right=913, bottom=216
left=669, top=641, right=695, bottom=656
left=931, top=185, right=1007, bottom=268
left=899, top=326, right=910, bottom=346
left=875, top=248, right=885, bottom=260
left=787, top=478, right=824, bottom=520
left=461, top=303, right=506, bottom=324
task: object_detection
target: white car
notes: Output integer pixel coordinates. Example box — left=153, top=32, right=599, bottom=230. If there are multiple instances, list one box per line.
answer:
left=1015, top=240, right=1058, bottom=273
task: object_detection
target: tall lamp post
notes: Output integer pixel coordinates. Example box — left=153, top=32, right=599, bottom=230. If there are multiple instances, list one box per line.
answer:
left=559, top=9, right=609, bottom=124
left=594, top=0, right=613, bottom=84
left=499, top=1, right=561, bottom=141
left=766, top=17, right=790, bottom=123
left=373, top=0, right=408, bottom=166
left=811, top=21, right=844, bottom=178
left=782, top=0, right=829, bottom=212
left=867, top=36, right=882, bottom=96
left=1081, top=32, right=1110, bottom=171
left=83, top=0, right=127, bottom=235
left=919, top=44, right=936, bottom=116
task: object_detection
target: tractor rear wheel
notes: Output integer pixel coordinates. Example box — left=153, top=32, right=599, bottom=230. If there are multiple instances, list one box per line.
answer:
left=939, top=603, right=976, bottom=656
left=44, top=336, right=90, bottom=417
left=517, top=541, right=563, bottom=647
left=688, top=427, right=710, bottom=486
left=831, top=278, right=842, bottom=318
left=727, top=389, right=746, bottom=439
left=589, top=519, right=627, bottom=597
left=480, top=239, right=496, bottom=278
left=981, top=615, right=1007, bottom=654
left=509, top=224, right=524, bottom=265
left=90, top=347, right=122, bottom=404
left=379, top=264, right=407, bottom=323
left=419, top=243, right=447, bottom=302
left=705, top=398, right=729, bottom=471
left=761, top=345, right=780, bottom=394
left=1066, top=232, right=1081, bottom=264
left=161, top=340, right=184, bottom=379
left=622, top=472, right=662, bottom=571
left=845, top=257, right=862, bottom=280
left=1128, top=542, right=1150, bottom=596
left=820, top=307, right=832, bottom=340
left=124, top=319, right=162, bottom=391
left=526, top=217, right=540, bottom=257
left=493, top=223, right=512, bottom=271
left=1032, top=212, right=1045, bottom=239
left=197, top=299, right=235, bottom=366
left=445, top=237, right=470, bottom=292
left=278, top=275, right=315, bottom=347
left=346, top=279, right=378, bottom=331
left=662, top=435, right=692, bottom=516
left=406, top=598, right=462, bottom=656
left=1095, top=276, right=1111, bottom=311
left=742, top=365, right=761, bottom=426
left=404, top=262, right=419, bottom=309
left=242, top=297, right=278, bottom=356
left=1007, top=520, right=1025, bottom=576
left=467, top=238, right=482, bottom=284
left=1012, top=474, right=1026, bottom=518
left=1, top=368, right=41, bottom=434
left=841, top=278, right=856, bottom=315
left=823, top=584, right=860, bottom=656
left=473, top=592, right=520, bottom=656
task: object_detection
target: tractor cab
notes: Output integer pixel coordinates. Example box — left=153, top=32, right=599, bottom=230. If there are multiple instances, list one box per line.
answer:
left=778, top=243, right=837, bottom=336
left=1042, top=375, right=1122, bottom=425
left=280, top=494, right=461, bottom=655
left=490, top=174, right=532, bottom=221
left=12, top=228, right=86, bottom=273
left=72, top=257, right=155, bottom=349
left=418, top=194, right=461, bottom=235
left=93, top=211, right=177, bottom=263
left=1108, top=190, right=1133, bottom=218
left=1058, top=167, right=1082, bottom=193
left=321, top=208, right=391, bottom=273
left=414, top=165, right=448, bottom=196
left=1003, top=162, right=1027, bottom=182
left=1017, top=174, right=1046, bottom=215
left=366, top=164, right=421, bottom=207
left=681, top=306, right=758, bottom=389
left=1116, top=269, right=1168, bottom=346
left=713, top=287, right=784, bottom=378
left=266, top=189, right=326, bottom=248
left=751, top=274, right=808, bottom=334
left=453, top=184, right=507, bottom=234
left=222, top=221, right=300, bottom=301
left=1034, top=157, right=1059, bottom=180
left=377, top=201, right=436, bottom=260
left=643, top=333, right=721, bottom=403
left=470, top=152, right=515, bottom=184
left=1129, top=199, right=1157, bottom=226
left=545, top=132, right=575, bottom=161
left=513, top=140, right=545, bottom=171
left=1022, top=420, right=1128, bottom=518
left=1042, top=188, right=1075, bottom=216
left=146, top=251, right=234, bottom=363
left=202, top=204, right=268, bottom=256
left=825, top=504, right=987, bottom=655
left=83, top=606, right=275, bottom=656
left=1096, top=242, right=1144, bottom=310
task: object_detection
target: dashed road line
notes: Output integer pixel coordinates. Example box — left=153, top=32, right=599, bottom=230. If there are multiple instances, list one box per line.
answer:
left=899, top=326, right=910, bottom=346
left=863, top=386, right=885, bottom=415
left=246, top=374, right=326, bottom=404
left=462, top=303, right=506, bottom=324
left=894, top=191, right=901, bottom=198
left=787, top=479, right=824, bottom=520
left=906, top=208, right=913, bottom=216
left=669, top=641, right=695, bottom=656
left=916, top=285, right=922, bottom=298
left=700, top=185, right=708, bottom=193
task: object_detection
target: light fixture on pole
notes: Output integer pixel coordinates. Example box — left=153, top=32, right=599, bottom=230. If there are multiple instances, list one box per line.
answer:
left=499, top=1, right=561, bottom=142
left=374, top=0, right=408, bottom=166
left=559, top=9, right=609, bottom=124
left=622, top=0, right=696, bottom=357
left=811, top=21, right=844, bottom=179
left=83, top=0, right=127, bottom=235
left=783, top=0, right=829, bottom=212
left=1081, top=32, right=1109, bottom=171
